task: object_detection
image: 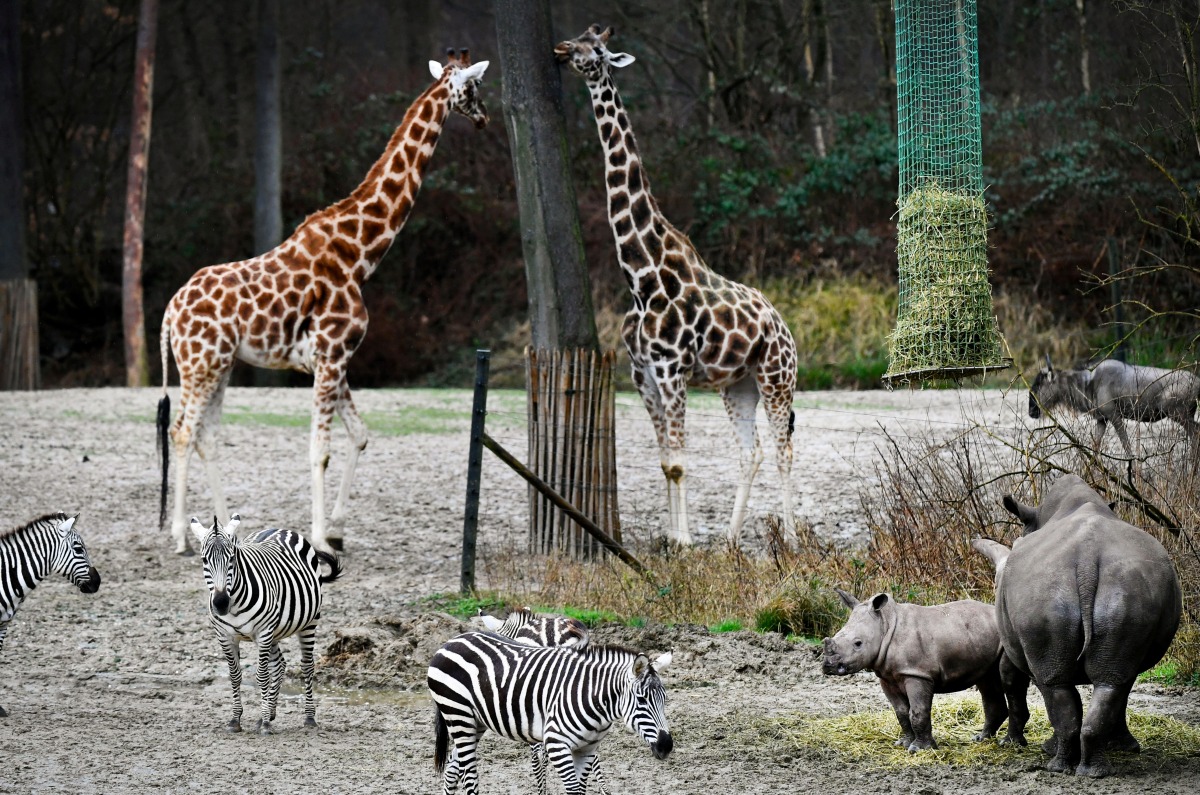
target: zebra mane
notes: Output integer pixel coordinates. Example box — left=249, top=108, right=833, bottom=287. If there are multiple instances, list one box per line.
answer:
left=1, top=512, right=69, bottom=541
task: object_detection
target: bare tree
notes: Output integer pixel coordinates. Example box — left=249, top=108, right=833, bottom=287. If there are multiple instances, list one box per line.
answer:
left=121, top=0, right=158, bottom=387
left=0, top=0, right=38, bottom=389
left=494, top=0, right=597, bottom=350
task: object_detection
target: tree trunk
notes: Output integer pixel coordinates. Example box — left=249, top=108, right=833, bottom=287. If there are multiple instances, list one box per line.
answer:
left=0, top=0, right=26, bottom=283
left=253, top=0, right=288, bottom=387
left=121, top=0, right=158, bottom=388
left=0, top=1, right=36, bottom=390
left=494, top=0, right=597, bottom=351
left=1076, top=0, right=1091, bottom=95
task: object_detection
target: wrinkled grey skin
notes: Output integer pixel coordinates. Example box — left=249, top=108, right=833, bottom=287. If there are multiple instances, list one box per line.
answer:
left=822, top=590, right=1028, bottom=752
left=1028, top=355, right=1200, bottom=456
left=972, top=474, right=1182, bottom=778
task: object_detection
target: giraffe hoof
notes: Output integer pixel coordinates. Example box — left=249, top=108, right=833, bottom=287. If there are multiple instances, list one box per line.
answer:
left=326, top=537, right=344, bottom=552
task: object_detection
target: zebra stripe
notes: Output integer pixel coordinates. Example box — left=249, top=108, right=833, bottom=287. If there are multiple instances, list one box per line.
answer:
left=478, top=608, right=602, bottom=794
left=428, top=631, right=672, bottom=795
left=0, top=512, right=101, bottom=717
left=191, top=514, right=343, bottom=734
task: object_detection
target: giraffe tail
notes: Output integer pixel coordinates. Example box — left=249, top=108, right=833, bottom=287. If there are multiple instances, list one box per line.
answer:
left=157, top=313, right=171, bottom=532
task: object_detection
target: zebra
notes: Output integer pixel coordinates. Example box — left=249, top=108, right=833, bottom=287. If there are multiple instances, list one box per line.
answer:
left=190, top=513, right=343, bottom=734
left=0, top=512, right=101, bottom=717
left=428, top=631, right=673, bottom=795
left=477, top=606, right=589, bottom=648
left=476, top=607, right=602, bottom=794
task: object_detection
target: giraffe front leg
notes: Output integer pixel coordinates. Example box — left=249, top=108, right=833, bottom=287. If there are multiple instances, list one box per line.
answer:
left=655, top=371, right=692, bottom=545
left=328, top=381, right=368, bottom=551
left=632, top=366, right=691, bottom=545
left=309, top=362, right=341, bottom=551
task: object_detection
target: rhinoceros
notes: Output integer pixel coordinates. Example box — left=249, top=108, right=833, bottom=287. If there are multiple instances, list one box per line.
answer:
left=972, top=474, right=1182, bottom=778
left=822, top=589, right=1028, bottom=752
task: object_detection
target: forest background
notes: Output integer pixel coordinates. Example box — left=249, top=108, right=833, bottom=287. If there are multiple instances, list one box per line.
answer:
left=10, top=0, right=1200, bottom=388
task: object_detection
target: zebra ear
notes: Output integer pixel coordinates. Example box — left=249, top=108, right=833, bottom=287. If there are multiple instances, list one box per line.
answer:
left=632, top=654, right=650, bottom=678
left=653, top=651, right=672, bottom=672
left=189, top=517, right=208, bottom=548
left=224, top=514, right=241, bottom=536
left=58, top=515, right=77, bottom=534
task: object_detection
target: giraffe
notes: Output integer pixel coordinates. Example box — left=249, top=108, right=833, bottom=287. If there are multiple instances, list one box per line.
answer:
left=156, top=51, right=490, bottom=555
left=555, top=25, right=798, bottom=546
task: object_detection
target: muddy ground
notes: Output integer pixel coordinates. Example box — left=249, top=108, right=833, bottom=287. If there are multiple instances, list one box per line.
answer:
left=0, top=386, right=1196, bottom=794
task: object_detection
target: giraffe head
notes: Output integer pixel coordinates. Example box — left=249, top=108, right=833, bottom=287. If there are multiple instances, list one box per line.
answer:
left=428, top=48, right=490, bottom=129
left=554, top=24, right=636, bottom=82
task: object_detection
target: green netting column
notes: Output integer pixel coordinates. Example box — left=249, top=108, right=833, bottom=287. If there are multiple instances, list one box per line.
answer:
left=884, top=0, right=1007, bottom=384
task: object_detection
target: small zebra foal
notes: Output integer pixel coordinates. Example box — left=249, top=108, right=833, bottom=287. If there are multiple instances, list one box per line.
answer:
left=477, top=608, right=603, bottom=794
left=191, top=514, right=343, bottom=734
left=0, top=512, right=101, bottom=717
left=429, top=631, right=673, bottom=795
left=477, top=607, right=589, bottom=648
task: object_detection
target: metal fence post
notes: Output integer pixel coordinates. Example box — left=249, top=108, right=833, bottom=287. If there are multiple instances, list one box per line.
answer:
left=460, top=349, right=491, bottom=594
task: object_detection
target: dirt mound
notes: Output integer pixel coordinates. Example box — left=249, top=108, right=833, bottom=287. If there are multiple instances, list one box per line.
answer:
left=321, top=612, right=470, bottom=688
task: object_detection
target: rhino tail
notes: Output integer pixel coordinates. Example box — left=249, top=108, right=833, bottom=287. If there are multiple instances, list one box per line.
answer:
left=1076, top=557, right=1099, bottom=661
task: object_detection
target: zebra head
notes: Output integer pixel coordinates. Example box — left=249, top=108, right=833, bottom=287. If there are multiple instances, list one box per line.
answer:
left=623, top=651, right=673, bottom=760
left=51, top=514, right=101, bottom=594
left=191, top=514, right=242, bottom=616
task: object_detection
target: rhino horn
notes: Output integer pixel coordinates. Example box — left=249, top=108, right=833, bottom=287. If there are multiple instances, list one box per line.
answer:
left=1045, top=352, right=1053, bottom=371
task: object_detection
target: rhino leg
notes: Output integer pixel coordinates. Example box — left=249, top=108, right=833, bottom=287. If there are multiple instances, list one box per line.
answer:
left=973, top=667, right=1007, bottom=741
left=903, top=678, right=938, bottom=751
left=1077, top=683, right=1135, bottom=778
left=1038, top=683, right=1083, bottom=774
left=999, top=655, right=1030, bottom=747
left=879, top=678, right=915, bottom=748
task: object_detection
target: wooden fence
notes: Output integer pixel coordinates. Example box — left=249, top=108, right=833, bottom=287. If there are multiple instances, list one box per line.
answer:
left=525, top=347, right=621, bottom=558
left=0, top=278, right=39, bottom=390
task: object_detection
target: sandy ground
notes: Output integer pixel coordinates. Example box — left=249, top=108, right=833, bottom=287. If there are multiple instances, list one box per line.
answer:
left=0, top=385, right=1196, bottom=794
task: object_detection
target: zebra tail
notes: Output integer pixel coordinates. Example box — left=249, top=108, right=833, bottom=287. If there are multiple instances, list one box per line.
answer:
left=316, top=548, right=345, bottom=585
left=433, top=708, right=449, bottom=774
left=157, top=394, right=170, bottom=532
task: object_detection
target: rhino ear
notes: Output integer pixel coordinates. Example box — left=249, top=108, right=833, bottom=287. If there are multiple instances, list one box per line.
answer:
left=834, top=588, right=859, bottom=609
left=869, top=593, right=890, bottom=613
left=1002, top=495, right=1039, bottom=533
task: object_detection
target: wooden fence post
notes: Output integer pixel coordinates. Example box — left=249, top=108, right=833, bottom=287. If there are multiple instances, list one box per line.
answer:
left=526, top=347, right=620, bottom=558
left=460, top=349, right=490, bottom=594
left=0, top=279, right=38, bottom=390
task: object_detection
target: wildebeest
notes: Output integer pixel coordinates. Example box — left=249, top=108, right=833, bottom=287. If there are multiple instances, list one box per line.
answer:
left=972, top=475, right=1182, bottom=777
left=1028, top=356, right=1200, bottom=456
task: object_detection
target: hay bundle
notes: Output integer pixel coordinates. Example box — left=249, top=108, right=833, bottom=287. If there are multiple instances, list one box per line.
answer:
left=770, top=699, right=1200, bottom=770
left=885, top=182, right=1007, bottom=383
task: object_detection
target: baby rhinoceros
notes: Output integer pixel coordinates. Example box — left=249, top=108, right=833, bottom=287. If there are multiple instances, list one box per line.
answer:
left=822, top=589, right=1028, bottom=752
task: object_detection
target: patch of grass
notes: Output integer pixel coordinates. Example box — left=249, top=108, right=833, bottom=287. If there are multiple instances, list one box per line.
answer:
left=419, top=592, right=508, bottom=619
left=710, top=619, right=744, bottom=633
left=770, top=701, right=1200, bottom=770
left=755, top=574, right=846, bottom=639
left=1139, top=661, right=1181, bottom=685
left=554, top=606, right=621, bottom=628
left=223, top=410, right=309, bottom=429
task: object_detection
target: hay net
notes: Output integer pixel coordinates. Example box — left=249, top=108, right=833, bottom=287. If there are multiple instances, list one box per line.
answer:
left=885, top=0, right=1007, bottom=384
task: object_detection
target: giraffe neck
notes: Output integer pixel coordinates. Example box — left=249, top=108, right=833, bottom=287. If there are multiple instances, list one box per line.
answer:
left=295, top=77, right=452, bottom=284
left=585, top=72, right=672, bottom=299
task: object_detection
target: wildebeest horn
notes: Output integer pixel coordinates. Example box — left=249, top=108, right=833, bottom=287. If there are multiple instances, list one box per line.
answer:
left=1044, top=353, right=1053, bottom=371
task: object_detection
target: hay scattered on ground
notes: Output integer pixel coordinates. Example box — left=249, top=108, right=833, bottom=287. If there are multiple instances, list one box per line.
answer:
left=769, top=698, right=1200, bottom=770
